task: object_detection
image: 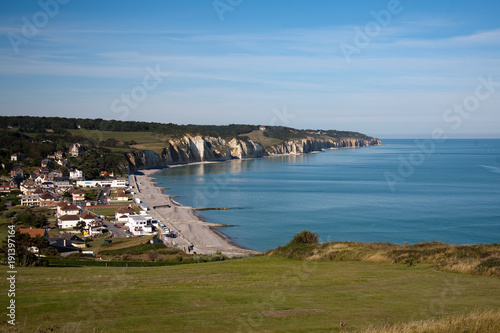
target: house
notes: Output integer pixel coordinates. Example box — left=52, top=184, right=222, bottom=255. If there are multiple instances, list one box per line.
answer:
left=53, top=177, right=71, bottom=189
left=39, top=192, right=56, bottom=207
left=69, top=143, right=82, bottom=157
left=259, top=126, right=266, bottom=131
left=10, top=167, right=24, bottom=179
left=34, top=167, right=49, bottom=177
left=54, top=151, right=65, bottom=160
left=41, top=159, right=54, bottom=168
left=34, top=174, right=48, bottom=184
left=57, top=203, right=80, bottom=217
left=21, top=194, right=40, bottom=207
left=71, top=189, right=85, bottom=202
left=127, top=214, right=153, bottom=236
left=86, top=221, right=105, bottom=237
left=57, top=214, right=81, bottom=229
left=115, top=190, right=129, bottom=202
left=49, top=234, right=86, bottom=255
left=10, top=153, right=26, bottom=161
left=56, top=159, right=69, bottom=167
left=115, top=206, right=136, bottom=223
left=79, top=211, right=96, bottom=227
left=19, top=228, right=49, bottom=253
left=0, top=183, right=11, bottom=192
left=40, top=181, right=54, bottom=190
left=69, top=169, right=84, bottom=180
left=48, top=169, right=63, bottom=181
left=20, top=182, right=38, bottom=195
left=101, top=170, right=115, bottom=178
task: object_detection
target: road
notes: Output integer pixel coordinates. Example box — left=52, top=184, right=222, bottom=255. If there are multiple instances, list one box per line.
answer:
left=96, top=187, right=110, bottom=205
left=129, top=172, right=193, bottom=251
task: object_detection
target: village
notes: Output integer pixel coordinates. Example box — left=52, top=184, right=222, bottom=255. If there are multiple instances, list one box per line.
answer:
left=2, top=143, right=176, bottom=258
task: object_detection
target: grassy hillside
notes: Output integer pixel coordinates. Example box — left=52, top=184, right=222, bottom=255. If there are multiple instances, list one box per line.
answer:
left=1, top=256, right=499, bottom=332
left=239, top=129, right=283, bottom=148
left=269, top=240, right=500, bottom=278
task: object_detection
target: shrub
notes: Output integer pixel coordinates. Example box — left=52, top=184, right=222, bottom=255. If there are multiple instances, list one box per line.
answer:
left=3, top=210, right=16, bottom=218
left=289, top=230, right=319, bottom=246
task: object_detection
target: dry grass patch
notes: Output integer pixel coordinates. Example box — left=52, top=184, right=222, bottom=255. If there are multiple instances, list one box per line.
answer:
left=362, top=310, right=500, bottom=333
left=269, top=241, right=500, bottom=277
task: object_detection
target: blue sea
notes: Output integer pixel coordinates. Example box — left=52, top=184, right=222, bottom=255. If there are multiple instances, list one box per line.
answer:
left=154, top=139, right=500, bottom=251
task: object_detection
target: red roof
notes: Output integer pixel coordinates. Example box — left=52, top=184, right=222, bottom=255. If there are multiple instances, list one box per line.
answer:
left=19, top=228, right=47, bottom=238
left=58, top=214, right=80, bottom=221
left=116, top=207, right=135, bottom=214
left=79, top=211, right=95, bottom=220
left=61, top=203, right=79, bottom=211
left=40, top=192, right=55, bottom=200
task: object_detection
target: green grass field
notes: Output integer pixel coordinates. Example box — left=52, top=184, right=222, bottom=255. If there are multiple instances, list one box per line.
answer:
left=240, top=130, right=283, bottom=148
left=67, top=129, right=168, bottom=144
left=1, top=256, right=499, bottom=332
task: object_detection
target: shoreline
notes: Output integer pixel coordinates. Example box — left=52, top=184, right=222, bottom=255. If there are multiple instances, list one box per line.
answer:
left=130, top=167, right=261, bottom=257
left=129, top=144, right=382, bottom=255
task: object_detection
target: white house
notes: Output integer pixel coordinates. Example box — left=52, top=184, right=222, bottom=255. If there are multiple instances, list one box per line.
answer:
left=57, top=203, right=80, bottom=217
left=69, top=143, right=82, bottom=157
left=127, top=214, right=153, bottom=236
left=115, top=206, right=136, bottom=223
left=79, top=211, right=96, bottom=227
left=58, top=214, right=81, bottom=229
left=10, top=153, right=26, bottom=161
left=69, top=169, right=84, bottom=180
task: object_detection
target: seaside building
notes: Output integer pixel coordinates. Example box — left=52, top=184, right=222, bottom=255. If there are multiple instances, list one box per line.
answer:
left=127, top=213, right=153, bottom=236
left=77, top=179, right=127, bottom=188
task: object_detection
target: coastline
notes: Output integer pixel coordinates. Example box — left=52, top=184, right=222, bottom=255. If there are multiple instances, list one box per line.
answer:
left=128, top=143, right=382, bottom=255
left=130, top=167, right=261, bottom=257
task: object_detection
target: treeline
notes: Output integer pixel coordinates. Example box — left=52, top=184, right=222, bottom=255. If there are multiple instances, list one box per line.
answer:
left=0, top=116, right=258, bottom=139
left=0, top=116, right=375, bottom=142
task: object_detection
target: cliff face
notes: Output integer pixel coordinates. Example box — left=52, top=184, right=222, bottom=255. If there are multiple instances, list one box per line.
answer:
left=125, top=134, right=381, bottom=170
left=266, top=137, right=381, bottom=155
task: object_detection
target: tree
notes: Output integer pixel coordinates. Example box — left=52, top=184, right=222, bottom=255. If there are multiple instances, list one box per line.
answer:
left=1, top=232, right=50, bottom=266
left=289, top=230, right=319, bottom=245
left=74, top=221, right=86, bottom=232
left=14, top=209, right=48, bottom=228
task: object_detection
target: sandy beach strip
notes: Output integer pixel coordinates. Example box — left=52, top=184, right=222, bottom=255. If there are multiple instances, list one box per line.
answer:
left=130, top=167, right=260, bottom=257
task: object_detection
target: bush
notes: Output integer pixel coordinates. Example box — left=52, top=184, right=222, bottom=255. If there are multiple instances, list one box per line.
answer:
left=289, top=230, right=319, bottom=245
left=3, top=210, right=16, bottom=218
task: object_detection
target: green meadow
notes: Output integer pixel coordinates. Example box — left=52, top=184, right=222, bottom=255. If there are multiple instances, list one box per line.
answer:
left=1, top=256, right=500, bottom=332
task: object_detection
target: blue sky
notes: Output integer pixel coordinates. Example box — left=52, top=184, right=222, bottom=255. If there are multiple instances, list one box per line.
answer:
left=0, top=0, right=499, bottom=138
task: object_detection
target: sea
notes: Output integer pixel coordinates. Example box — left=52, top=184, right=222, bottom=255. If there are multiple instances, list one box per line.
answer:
left=153, top=139, right=500, bottom=251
